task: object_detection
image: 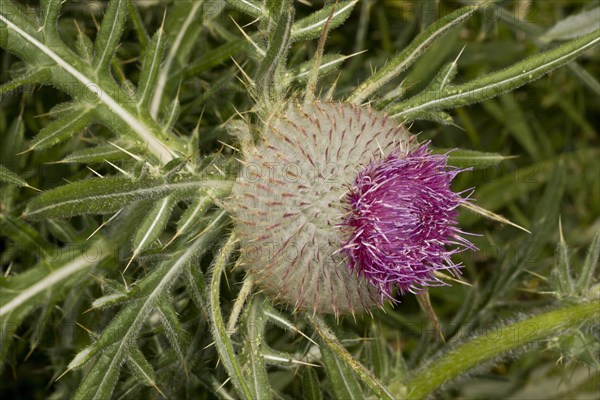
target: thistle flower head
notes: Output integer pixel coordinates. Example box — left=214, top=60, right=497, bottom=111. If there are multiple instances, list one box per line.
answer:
left=340, top=145, right=475, bottom=302
left=231, top=102, right=474, bottom=315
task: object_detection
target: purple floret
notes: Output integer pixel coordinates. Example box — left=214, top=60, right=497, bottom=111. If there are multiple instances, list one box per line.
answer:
left=340, top=144, right=476, bottom=301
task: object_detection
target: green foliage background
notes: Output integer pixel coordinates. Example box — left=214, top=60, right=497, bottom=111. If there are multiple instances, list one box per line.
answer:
left=0, top=0, right=598, bottom=399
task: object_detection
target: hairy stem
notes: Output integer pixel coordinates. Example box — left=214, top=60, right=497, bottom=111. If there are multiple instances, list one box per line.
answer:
left=306, top=314, right=394, bottom=400
left=406, top=300, right=600, bottom=399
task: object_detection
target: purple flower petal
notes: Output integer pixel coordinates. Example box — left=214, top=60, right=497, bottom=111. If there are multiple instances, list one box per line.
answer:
left=340, top=144, right=476, bottom=301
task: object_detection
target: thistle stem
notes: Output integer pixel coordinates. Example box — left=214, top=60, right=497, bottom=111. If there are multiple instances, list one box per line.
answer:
left=405, top=300, right=600, bottom=399
left=209, top=233, right=254, bottom=399
left=306, top=314, right=395, bottom=400
left=226, top=274, right=254, bottom=335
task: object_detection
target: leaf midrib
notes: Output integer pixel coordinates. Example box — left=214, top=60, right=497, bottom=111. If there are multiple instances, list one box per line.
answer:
left=0, top=10, right=176, bottom=164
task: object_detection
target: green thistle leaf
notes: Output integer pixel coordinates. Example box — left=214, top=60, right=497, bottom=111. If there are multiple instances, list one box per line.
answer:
left=0, top=164, right=28, bottom=187
left=24, top=176, right=232, bottom=219
left=93, top=0, right=128, bottom=74
left=390, top=29, right=600, bottom=119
